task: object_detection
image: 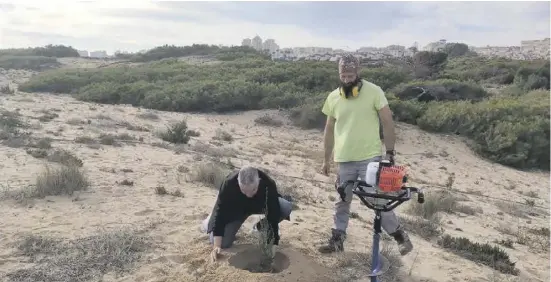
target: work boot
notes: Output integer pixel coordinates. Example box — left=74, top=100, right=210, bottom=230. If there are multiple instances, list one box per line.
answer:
left=390, top=229, right=413, bottom=256
left=318, top=228, right=346, bottom=253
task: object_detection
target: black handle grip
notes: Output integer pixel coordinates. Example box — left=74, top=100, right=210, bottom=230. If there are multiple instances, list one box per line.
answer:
left=417, top=193, right=425, bottom=204
left=337, top=186, right=346, bottom=201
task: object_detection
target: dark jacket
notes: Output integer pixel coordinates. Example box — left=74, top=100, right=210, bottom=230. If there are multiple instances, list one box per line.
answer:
left=207, top=169, right=283, bottom=245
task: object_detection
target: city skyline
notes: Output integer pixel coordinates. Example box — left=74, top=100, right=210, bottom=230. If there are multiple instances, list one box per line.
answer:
left=1, top=1, right=549, bottom=54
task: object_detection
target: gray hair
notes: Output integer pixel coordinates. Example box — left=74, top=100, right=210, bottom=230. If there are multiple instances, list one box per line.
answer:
left=238, top=166, right=260, bottom=187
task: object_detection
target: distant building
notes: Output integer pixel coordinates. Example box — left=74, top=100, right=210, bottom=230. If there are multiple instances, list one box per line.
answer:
left=422, top=39, right=447, bottom=52
left=262, top=39, right=279, bottom=53
left=77, top=50, right=89, bottom=57
left=89, top=51, right=108, bottom=58
left=520, top=38, right=550, bottom=59
left=243, top=35, right=549, bottom=61
left=241, top=38, right=252, bottom=47
left=251, top=35, right=263, bottom=51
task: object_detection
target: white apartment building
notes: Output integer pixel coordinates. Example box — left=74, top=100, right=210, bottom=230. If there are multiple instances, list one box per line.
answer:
left=241, top=38, right=252, bottom=47
left=77, top=50, right=89, bottom=57
left=262, top=39, right=279, bottom=53
left=521, top=38, right=550, bottom=59
left=422, top=39, right=447, bottom=52
left=251, top=36, right=263, bottom=51
left=89, top=51, right=108, bottom=58
left=251, top=35, right=549, bottom=61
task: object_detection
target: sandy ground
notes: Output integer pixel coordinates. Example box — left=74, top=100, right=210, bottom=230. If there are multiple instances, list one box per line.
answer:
left=0, top=63, right=549, bottom=282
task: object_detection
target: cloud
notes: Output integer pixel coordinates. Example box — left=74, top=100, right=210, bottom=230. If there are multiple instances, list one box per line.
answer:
left=1, top=1, right=549, bottom=53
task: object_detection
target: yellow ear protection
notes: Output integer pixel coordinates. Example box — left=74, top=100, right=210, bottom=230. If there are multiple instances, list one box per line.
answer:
left=339, top=79, right=363, bottom=99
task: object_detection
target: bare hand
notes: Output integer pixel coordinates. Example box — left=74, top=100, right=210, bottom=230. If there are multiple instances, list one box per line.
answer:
left=320, top=162, right=330, bottom=176
left=271, top=245, right=277, bottom=258
left=210, top=247, right=221, bottom=262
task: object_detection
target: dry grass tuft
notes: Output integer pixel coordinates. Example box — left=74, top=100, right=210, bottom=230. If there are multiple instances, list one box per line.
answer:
left=335, top=242, right=404, bottom=282
left=213, top=128, right=233, bottom=142
left=46, top=149, right=83, bottom=167
left=254, top=114, right=284, bottom=127
left=34, top=165, right=89, bottom=198
left=405, top=190, right=478, bottom=219
left=398, top=215, right=443, bottom=240
left=6, top=227, right=153, bottom=282
left=437, top=234, right=519, bottom=275
left=189, top=162, right=230, bottom=189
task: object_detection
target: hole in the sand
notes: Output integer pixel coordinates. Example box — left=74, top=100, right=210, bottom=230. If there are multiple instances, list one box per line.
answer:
left=228, top=248, right=290, bottom=273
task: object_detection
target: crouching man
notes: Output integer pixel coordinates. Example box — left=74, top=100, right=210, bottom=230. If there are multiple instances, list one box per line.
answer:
left=200, top=166, right=293, bottom=262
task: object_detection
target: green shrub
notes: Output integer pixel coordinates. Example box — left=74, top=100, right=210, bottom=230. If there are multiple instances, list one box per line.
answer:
left=288, top=97, right=327, bottom=130
left=442, top=43, right=470, bottom=58
left=437, top=234, right=519, bottom=275
left=0, top=44, right=79, bottom=58
left=416, top=90, right=549, bottom=169
left=0, top=56, right=59, bottom=70
left=158, top=120, right=193, bottom=144
left=514, top=61, right=550, bottom=90
left=412, top=51, right=448, bottom=78
left=127, top=44, right=270, bottom=62
left=439, top=56, right=534, bottom=84
left=16, top=44, right=550, bottom=170
left=390, top=79, right=489, bottom=102
left=359, top=67, right=412, bottom=91
left=19, top=59, right=336, bottom=113
left=387, top=99, right=429, bottom=125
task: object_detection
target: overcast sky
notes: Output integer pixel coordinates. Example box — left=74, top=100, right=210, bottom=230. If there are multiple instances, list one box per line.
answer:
left=1, top=1, right=549, bottom=54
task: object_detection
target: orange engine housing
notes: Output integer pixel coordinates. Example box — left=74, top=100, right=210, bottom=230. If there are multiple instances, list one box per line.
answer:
left=378, top=165, right=408, bottom=192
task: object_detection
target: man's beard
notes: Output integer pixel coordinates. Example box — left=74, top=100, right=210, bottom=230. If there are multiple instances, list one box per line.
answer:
left=341, top=78, right=360, bottom=97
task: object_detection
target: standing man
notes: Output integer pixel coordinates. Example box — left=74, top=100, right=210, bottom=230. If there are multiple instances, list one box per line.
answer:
left=318, top=54, right=413, bottom=256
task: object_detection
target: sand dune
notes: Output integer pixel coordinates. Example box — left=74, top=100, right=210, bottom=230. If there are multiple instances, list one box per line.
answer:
left=0, top=64, right=549, bottom=282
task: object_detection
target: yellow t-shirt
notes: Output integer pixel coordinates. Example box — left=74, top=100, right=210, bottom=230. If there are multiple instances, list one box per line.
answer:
left=321, top=79, right=388, bottom=163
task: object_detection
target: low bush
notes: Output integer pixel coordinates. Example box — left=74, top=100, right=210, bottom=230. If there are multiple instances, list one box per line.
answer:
left=288, top=101, right=326, bottom=130
left=439, top=56, right=542, bottom=85
left=437, top=234, right=519, bottom=275
left=34, top=165, right=89, bottom=198
left=189, top=162, right=230, bottom=189
left=513, top=61, right=550, bottom=90
left=387, top=89, right=549, bottom=170
left=16, top=45, right=550, bottom=170
left=416, top=90, right=549, bottom=169
left=390, top=79, right=489, bottom=102
left=0, top=44, right=79, bottom=58
left=158, top=120, right=193, bottom=144
left=254, top=114, right=284, bottom=127
left=0, top=56, right=59, bottom=71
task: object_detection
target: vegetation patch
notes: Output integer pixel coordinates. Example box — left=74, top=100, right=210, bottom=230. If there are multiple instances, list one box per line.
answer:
left=391, top=79, right=489, bottom=102
left=15, top=44, right=550, bottom=170
left=437, top=234, right=519, bottom=275
left=335, top=242, right=404, bottom=282
left=6, top=228, right=153, bottom=282
left=46, top=149, right=83, bottom=167
left=188, top=161, right=230, bottom=189
left=405, top=190, right=476, bottom=219
left=0, top=56, right=60, bottom=71
left=398, top=215, right=443, bottom=240
left=34, top=165, right=89, bottom=198
left=254, top=114, right=284, bottom=127
left=157, top=119, right=194, bottom=144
